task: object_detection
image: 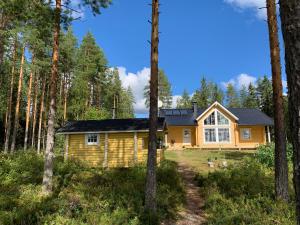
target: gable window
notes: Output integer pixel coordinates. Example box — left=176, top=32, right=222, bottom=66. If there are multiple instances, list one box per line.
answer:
left=217, top=111, right=229, bottom=125
left=203, top=110, right=231, bottom=143
left=241, top=128, right=251, bottom=140
left=86, top=134, right=99, bottom=145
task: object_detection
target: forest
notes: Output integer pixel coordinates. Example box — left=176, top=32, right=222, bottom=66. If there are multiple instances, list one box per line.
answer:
left=1, top=0, right=300, bottom=224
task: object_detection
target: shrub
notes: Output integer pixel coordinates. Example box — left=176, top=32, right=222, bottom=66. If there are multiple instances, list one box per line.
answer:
left=0, top=152, right=184, bottom=225
left=195, top=159, right=296, bottom=224
left=255, top=143, right=293, bottom=168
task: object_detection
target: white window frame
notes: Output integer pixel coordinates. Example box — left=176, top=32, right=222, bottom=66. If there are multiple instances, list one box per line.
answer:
left=241, top=128, right=251, bottom=141
left=203, top=109, right=231, bottom=144
left=86, top=133, right=99, bottom=146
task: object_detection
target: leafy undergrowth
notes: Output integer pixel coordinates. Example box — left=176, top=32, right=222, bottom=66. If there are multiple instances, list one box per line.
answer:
left=195, top=159, right=296, bottom=225
left=0, top=151, right=185, bottom=225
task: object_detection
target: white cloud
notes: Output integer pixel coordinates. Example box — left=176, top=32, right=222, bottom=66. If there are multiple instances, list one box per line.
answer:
left=224, top=0, right=266, bottom=19
left=118, top=67, right=150, bottom=114
left=117, top=67, right=183, bottom=115
left=222, top=73, right=257, bottom=89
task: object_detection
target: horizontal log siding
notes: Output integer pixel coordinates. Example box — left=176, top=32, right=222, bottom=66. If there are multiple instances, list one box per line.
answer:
left=68, top=134, right=104, bottom=166
left=67, top=132, right=164, bottom=167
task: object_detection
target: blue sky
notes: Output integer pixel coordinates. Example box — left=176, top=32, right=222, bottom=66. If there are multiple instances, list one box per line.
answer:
left=71, top=0, right=286, bottom=115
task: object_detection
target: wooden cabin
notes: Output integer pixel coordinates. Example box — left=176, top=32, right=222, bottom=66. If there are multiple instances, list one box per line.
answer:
left=57, top=118, right=165, bottom=167
left=160, top=101, right=274, bottom=149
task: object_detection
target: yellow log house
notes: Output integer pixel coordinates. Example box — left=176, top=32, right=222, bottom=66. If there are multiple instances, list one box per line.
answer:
left=57, top=118, right=165, bottom=167
left=160, top=102, right=273, bottom=150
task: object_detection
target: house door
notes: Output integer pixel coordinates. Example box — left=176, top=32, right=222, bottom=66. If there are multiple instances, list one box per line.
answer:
left=183, top=129, right=191, bottom=145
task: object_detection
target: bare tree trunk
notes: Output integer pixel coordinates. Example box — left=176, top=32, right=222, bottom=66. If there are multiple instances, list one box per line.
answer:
left=279, top=0, right=300, bottom=223
left=37, top=75, right=46, bottom=154
left=266, top=0, right=289, bottom=201
left=11, top=45, right=25, bottom=153
left=42, top=0, right=61, bottom=195
left=63, top=74, right=68, bottom=122
left=145, top=0, right=159, bottom=216
left=43, top=83, right=50, bottom=150
left=4, top=39, right=17, bottom=153
left=31, top=75, right=38, bottom=147
left=24, top=56, right=35, bottom=150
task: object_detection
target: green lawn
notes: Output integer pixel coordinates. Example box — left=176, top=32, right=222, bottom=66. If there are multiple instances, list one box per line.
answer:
left=165, top=149, right=255, bottom=173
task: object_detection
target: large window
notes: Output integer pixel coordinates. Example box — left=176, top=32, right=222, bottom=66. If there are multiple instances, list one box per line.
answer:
left=205, top=129, right=216, bottom=142
left=204, top=110, right=230, bottom=143
left=86, top=134, right=99, bottom=145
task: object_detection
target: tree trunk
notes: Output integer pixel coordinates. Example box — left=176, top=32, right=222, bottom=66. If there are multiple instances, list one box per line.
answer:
left=31, top=75, right=38, bottom=147
left=63, top=73, right=68, bottom=122
left=144, top=0, right=159, bottom=216
left=4, top=39, right=17, bottom=153
left=37, top=75, right=46, bottom=154
left=10, top=45, right=25, bottom=153
left=266, top=0, right=289, bottom=201
left=279, top=0, right=300, bottom=223
left=42, top=0, right=61, bottom=195
left=24, top=56, right=35, bottom=150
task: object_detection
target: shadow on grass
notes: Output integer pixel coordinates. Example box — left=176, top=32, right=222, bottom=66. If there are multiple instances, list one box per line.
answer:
left=224, top=151, right=254, bottom=160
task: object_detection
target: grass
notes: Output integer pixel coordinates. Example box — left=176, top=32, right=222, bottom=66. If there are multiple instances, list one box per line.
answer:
left=0, top=151, right=185, bottom=225
left=165, top=149, right=255, bottom=173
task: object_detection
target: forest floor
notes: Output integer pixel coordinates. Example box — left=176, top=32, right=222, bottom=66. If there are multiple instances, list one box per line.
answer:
left=167, top=162, right=206, bottom=225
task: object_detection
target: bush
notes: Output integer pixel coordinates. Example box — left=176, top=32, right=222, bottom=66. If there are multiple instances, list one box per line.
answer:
left=195, top=159, right=296, bottom=225
left=0, top=152, right=184, bottom=225
left=255, top=143, right=293, bottom=168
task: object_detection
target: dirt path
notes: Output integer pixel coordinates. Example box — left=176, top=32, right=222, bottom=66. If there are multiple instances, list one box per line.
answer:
left=163, top=163, right=206, bottom=225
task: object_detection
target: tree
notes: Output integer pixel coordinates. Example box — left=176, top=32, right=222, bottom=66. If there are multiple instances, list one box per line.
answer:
left=266, top=0, right=289, bottom=201
left=42, top=0, right=62, bottom=195
left=58, top=28, right=77, bottom=123
left=192, top=78, right=209, bottom=108
left=4, top=38, right=17, bottom=153
left=42, top=0, right=111, bottom=195
left=257, top=76, right=273, bottom=117
left=176, top=89, right=192, bottom=109
left=240, top=85, right=248, bottom=108
left=279, top=0, right=300, bottom=221
left=209, top=82, right=224, bottom=104
left=24, top=55, right=35, bottom=150
left=244, top=83, right=258, bottom=108
left=225, top=83, right=240, bottom=107
left=144, top=69, right=172, bottom=108
left=68, top=32, right=107, bottom=120
left=10, top=45, right=25, bottom=153
left=145, top=0, right=159, bottom=218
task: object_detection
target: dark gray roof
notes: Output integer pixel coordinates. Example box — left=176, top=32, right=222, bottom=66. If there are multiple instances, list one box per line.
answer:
left=57, top=118, right=165, bottom=133
left=159, top=107, right=274, bottom=126
left=228, top=108, right=274, bottom=125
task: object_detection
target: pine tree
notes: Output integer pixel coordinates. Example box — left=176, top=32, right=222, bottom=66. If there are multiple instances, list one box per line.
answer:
left=10, top=45, right=25, bottom=153
left=257, top=76, right=273, bottom=117
left=226, top=83, right=240, bottom=108
left=145, top=0, right=159, bottom=217
left=209, top=82, right=224, bottom=104
left=144, top=69, right=172, bottom=109
left=176, top=89, right=192, bottom=109
left=240, top=85, right=248, bottom=108
left=42, top=0, right=111, bottom=195
left=267, top=0, right=289, bottom=202
left=192, top=78, right=210, bottom=108
left=69, top=32, right=107, bottom=119
left=244, top=83, right=258, bottom=108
